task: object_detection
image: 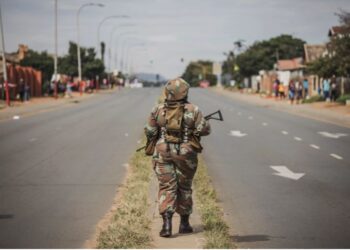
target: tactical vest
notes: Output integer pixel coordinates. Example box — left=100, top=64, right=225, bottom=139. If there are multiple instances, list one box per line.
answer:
left=160, top=101, right=202, bottom=153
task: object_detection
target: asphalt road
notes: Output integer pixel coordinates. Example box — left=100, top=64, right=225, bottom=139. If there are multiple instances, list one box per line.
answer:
left=190, top=89, right=350, bottom=248
left=1, top=87, right=349, bottom=248
left=0, top=88, right=160, bottom=248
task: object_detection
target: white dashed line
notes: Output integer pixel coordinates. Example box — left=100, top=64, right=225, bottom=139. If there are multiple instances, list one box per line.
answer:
left=13, top=115, right=20, bottom=120
left=330, top=154, right=343, bottom=160
left=262, top=122, right=268, bottom=126
left=294, top=137, right=302, bottom=141
left=282, top=131, right=289, bottom=135
left=310, top=144, right=320, bottom=149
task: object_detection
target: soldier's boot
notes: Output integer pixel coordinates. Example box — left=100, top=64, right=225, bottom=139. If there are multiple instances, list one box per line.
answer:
left=179, top=214, right=193, bottom=234
left=159, top=212, right=173, bottom=237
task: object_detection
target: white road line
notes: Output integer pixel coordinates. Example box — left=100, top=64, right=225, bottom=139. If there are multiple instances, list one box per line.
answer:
left=310, top=144, right=320, bottom=149
left=282, top=131, right=288, bottom=135
left=262, top=122, right=268, bottom=126
left=294, top=137, right=302, bottom=141
left=13, top=115, right=20, bottom=120
left=330, top=153, right=343, bottom=160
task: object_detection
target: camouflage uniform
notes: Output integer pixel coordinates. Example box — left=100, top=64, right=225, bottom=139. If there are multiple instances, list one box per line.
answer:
left=145, top=79, right=210, bottom=216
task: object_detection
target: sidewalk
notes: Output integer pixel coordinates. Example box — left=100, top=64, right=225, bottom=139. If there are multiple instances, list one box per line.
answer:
left=149, top=176, right=205, bottom=249
left=0, top=90, right=115, bottom=122
left=213, top=87, right=350, bottom=128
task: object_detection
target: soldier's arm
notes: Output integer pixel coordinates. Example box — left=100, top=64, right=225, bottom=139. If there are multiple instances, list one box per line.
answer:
left=194, top=108, right=211, bottom=137
left=144, top=105, right=159, bottom=139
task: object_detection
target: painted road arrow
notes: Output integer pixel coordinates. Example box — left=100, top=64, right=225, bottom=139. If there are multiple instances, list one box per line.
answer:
left=270, top=166, right=305, bottom=180
left=229, top=130, right=247, bottom=137
left=318, top=131, right=348, bottom=139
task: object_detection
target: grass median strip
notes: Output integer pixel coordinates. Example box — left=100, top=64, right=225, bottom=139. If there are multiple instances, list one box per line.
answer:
left=97, top=140, right=153, bottom=249
left=194, top=156, right=235, bottom=249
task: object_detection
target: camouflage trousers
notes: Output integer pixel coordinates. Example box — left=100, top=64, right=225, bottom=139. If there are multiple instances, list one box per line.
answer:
left=153, top=141, right=198, bottom=215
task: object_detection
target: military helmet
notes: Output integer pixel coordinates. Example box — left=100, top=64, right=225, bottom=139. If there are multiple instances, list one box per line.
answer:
left=164, top=78, right=190, bottom=101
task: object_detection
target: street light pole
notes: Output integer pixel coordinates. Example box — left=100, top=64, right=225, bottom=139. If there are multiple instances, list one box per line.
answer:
left=0, top=1, right=9, bottom=106
left=54, top=0, right=58, bottom=99
left=76, top=3, right=104, bottom=83
left=96, top=15, right=129, bottom=60
left=110, top=30, right=137, bottom=71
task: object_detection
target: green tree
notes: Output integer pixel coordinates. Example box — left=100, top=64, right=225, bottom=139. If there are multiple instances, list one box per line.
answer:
left=182, top=60, right=217, bottom=87
left=233, top=34, right=306, bottom=78
left=307, top=10, right=350, bottom=77
left=20, top=50, right=54, bottom=82
left=58, top=41, right=105, bottom=78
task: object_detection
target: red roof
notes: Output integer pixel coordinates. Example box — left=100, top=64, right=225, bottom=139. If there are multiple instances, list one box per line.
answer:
left=277, top=58, right=305, bottom=71
left=329, top=26, right=350, bottom=36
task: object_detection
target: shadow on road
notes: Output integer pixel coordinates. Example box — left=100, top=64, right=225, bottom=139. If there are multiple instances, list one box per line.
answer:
left=0, top=214, right=14, bottom=219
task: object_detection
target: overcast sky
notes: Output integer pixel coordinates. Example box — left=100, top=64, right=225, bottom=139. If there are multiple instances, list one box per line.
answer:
left=1, top=0, right=350, bottom=78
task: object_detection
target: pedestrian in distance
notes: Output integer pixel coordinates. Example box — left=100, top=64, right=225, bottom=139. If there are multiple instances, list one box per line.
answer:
left=323, top=78, right=330, bottom=100
left=288, top=80, right=296, bottom=105
left=295, top=79, right=303, bottom=104
left=24, top=79, right=30, bottom=102
left=273, top=78, right=280, bottom=99
left=330, top=76, right=337, bottom=102
left=18, top=78, right=25, bottom=102
left=144, top=78, right=211, bottom=238
left=278, top=82, right=285, bottom=99
left=303, top=78, right=309, bottom=99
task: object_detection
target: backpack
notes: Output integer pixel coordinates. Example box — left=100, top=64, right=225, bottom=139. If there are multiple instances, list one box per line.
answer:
left=164, top=101, right=185, bottom=144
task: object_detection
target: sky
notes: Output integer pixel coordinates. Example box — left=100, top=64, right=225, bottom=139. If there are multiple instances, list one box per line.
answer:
left=1, top=0, right=350, bottom=78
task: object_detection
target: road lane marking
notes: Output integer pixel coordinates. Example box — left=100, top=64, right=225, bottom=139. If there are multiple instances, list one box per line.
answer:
left=125, top=133, right=129, bottom=137
left=282, top=131, right=288, bottom=135
left=229, top=130, right=247, bottom=137
left=330, top=154, right=343, bottom=160
left=13, top=115, right=20, bottom=120
left=310, top=144, right=320, bottom=149
left=294, top=137, right=302, bottom=141
left=318, top=131, right=348, bottom=139
left=248, top=116, right=253, bottom=120
left=270, top=166, right=305, bottom=180
left=262, top=122, right=268, bottom=126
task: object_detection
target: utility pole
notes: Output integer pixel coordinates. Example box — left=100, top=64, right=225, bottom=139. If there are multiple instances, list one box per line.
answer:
left=54, top=0, right=58, bottom=99
left=0, top=2, right=9, bottom=106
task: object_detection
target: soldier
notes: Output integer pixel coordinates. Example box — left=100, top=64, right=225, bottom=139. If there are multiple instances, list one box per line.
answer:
left=145, top=77, right=210, bottom=237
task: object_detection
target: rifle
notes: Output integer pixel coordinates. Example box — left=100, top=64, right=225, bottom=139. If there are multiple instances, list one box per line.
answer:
left=136, top=109, right=223, bottom=152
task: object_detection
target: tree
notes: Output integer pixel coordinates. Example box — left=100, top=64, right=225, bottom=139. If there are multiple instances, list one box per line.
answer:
left=308, top=10, right=350, bottom=78
left=58, top=41, right=105, bottom=78
left=20, top=50, right=54, bottom=83
left=182, top=60, right=217, bottom=86
left=100, top=41, right=105, bottom=62
left=232, top=35, right=306, bottom=78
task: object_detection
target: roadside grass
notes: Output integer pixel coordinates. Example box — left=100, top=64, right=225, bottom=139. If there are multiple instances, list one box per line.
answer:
left=302, top=95, right=325, bottom=104
left=194, top=156, right=235, bottom=249
left=97, top=140, right=153, bottom=249
left=336, top=94, right=350, bottom=105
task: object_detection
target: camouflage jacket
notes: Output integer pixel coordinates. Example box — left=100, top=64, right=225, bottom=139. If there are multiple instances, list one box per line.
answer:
left=145, top=102, right=211, bottom=153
